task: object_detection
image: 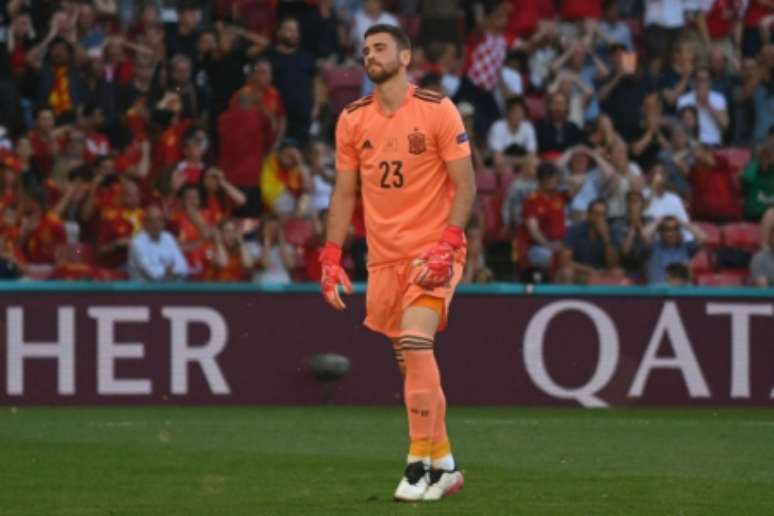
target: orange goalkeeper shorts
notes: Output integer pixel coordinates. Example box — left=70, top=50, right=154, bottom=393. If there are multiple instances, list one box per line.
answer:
left=364, top=259, right=464, bottom=339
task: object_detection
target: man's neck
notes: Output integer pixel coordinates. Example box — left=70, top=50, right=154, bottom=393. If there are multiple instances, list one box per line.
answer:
left=375, top=75, right=409, bottom=115
left=276, top=43, right=295, bottom=54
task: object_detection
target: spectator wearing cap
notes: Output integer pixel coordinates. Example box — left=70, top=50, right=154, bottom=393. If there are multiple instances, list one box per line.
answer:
left=677, top=68, right=729, bottom=146
left=519, top=163, right=569, bottom=274
left=128, top=204, right=189, bottom=281
left=487, top=96, right=537, bottom=175
left=557, top=199, right=622, bottom=283
left=456, top=0, right=514, bottom=139
left=262, top=17, right=316, bottom=145
left=205, top=218, right=254, bottom=281
left=535, top=91, right=583, bottom=154
left=260, top=138, right=312, bottom=217
left=642, top=215, right=707, bottom=284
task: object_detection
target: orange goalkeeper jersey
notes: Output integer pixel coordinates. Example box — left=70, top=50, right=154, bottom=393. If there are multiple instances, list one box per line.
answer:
left=335, top=85, right=471, bottom=267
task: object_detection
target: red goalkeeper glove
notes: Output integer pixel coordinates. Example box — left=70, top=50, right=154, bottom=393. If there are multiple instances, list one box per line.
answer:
left=319, top=242, right=353, bottom=310
left=412, top=226, right=465, bottom=289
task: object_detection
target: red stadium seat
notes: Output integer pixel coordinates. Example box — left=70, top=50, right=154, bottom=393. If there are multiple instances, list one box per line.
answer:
left=694, top=221, right=722, bottom=249
left=689, top=249, right=713, bottom=275
left=525, top=95, right=545, bottom=121
left=475, top=168, right=498, bottom=193
left=283, top=218, right=315, bottom=247
left=324, top=66, right=365, bottom=116
left=481, top=194, right=505, bottom=241
left=715, top=147, right=751, bottom=176
left=695, top=272, right=745, bottom=286
left=722, top=222, right=760, bottom=251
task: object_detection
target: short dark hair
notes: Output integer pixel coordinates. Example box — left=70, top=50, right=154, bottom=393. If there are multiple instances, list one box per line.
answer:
left=537, top=162, right=559, bottom=183
left=505, top=96, right=528, bottom=116
left=363, top=24, right=411, bottom=50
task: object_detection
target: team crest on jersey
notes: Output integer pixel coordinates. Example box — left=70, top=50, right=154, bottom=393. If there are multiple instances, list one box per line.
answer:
left=408, top=130, right=426, bottom=155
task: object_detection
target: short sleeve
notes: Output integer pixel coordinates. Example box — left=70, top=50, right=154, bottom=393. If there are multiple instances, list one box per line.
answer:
left=525, top=123, right=537, bottom=153
left=436, top=98, right=472, bottom=162
left=522, top=196, right=539, bottom=221
left=335, top=112, right=359, bottom=172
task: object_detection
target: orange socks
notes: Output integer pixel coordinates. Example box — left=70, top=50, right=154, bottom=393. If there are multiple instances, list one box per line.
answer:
left=397, top=331, right=452, bottom=465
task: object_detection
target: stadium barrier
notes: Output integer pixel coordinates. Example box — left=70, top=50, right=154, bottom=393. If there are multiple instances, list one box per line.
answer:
left=1, top=282, right=774, bottom=407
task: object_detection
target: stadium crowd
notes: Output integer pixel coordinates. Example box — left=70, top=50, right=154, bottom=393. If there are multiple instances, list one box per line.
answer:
left=0, top=0, right=772, bottom=286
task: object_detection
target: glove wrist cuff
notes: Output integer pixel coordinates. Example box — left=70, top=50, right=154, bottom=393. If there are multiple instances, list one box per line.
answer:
left=320, top=242, right=342, bottom=264
left=441, top=225, right=464, bottom=249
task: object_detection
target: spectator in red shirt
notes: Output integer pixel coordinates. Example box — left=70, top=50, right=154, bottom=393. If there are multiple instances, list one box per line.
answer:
left=18, top=186, right=67, bottom=265
left=229, top=59, right=286, bottom=150
left=27, top=108, right=63, bottom=176
left=520, top=163, right=568, bottom=272
left=170, top=128, right=208, bottom=193
left=218, top=89, right=272, bottom=217
left=151, top=91, right=193, bottom=178
left=172, top=183, right=216, bottom=278
left=97, top=179, right=145, bottom=268
left=77, top=103, right=111, bottom=162
left=206, top=219, right=254, bottom=281
left=201, top=167, right=247, bottom=225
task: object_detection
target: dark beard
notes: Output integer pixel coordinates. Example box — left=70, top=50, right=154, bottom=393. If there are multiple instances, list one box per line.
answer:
left=365, top=61, right=399, bottom=84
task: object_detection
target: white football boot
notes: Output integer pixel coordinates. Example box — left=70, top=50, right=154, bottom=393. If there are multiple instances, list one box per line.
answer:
left=422, top=468, right=464, bottom=501
left=393, top=461, right=429, bottom=502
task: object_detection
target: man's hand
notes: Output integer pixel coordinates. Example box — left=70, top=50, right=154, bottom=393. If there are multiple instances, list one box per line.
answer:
left=412, top=226, right=465, bottom=289
left=319, top=242, right=352, bottom=310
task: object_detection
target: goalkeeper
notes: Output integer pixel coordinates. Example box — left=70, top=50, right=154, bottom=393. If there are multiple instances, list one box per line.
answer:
left=318, top=24, right=476, bottom=502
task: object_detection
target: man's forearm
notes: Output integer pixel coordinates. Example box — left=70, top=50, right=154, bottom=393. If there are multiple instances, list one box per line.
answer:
left=325, top=186, right=357, bottom=246
left=448, top=169, right=476, bottom=229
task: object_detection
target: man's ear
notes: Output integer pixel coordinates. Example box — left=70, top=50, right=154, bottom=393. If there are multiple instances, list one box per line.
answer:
left=400, top=48, right=412, bottom=67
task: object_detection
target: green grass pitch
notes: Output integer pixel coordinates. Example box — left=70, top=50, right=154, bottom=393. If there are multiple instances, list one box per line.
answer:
left=1, top=406, right=773, bottom=515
